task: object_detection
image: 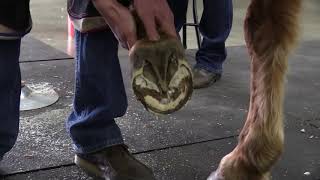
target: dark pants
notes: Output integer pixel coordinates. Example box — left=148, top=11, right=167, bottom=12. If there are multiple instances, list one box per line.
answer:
left=0, top=40, right=21, bottom=159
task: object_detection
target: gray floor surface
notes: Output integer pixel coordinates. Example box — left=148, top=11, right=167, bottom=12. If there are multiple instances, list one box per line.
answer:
left=0, top=37, right=319, bottom=180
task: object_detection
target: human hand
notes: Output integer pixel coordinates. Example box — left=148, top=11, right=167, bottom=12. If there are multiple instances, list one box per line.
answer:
left=92, top=0, right=177, bottom=49
left=92, top=0, right=137, bottom=49
left=133, top=0, right=177, bottom=40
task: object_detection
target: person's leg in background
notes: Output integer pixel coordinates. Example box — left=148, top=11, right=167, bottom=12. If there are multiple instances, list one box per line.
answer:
left=0, top=39, right=22, bottom=161
left=167, top=0, right=233, bottom=89
left=67, top=29, right=155, bottom=179
left=193, top=0, right=233, bottom=89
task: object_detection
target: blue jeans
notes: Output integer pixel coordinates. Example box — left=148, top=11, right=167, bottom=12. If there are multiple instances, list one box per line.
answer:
left=169, top=0, right=233, bottom=74
left=67, top=30, right=128, bottom=154
left=195, top=0, right=233, bottom=74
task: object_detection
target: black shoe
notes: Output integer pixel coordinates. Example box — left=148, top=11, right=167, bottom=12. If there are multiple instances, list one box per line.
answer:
left=192, top=67, right=221, bottom=89
left=75, top=145, right=156, bottom=180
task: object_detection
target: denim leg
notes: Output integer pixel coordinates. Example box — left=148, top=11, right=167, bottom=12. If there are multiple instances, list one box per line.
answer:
left=195, top=0, right=233, bottom=74
left=0, top=40, right=21, bottom=159
left=67, top=30, right=127, bottom=154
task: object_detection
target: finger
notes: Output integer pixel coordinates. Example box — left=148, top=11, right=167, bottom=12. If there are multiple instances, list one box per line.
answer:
left=156, top=1, right=177, bottom=38
left=127, top=33, right=137, bottom=49
left=120, top=42, right=129, bottom=49
left=111, top=29, right=129, bottom=49
left=157, top=18, right=177, bottom=38
left=141, top=16, right=160, bottom=41
left=115, top=33, right=129, bottom=49
left=156, top=9, right=177, bottom=37
left=116, top=28, right=136, bottom=50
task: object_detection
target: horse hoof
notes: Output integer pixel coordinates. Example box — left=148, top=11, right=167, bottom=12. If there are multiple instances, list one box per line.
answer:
left=130, top=37, right=193, bottom=114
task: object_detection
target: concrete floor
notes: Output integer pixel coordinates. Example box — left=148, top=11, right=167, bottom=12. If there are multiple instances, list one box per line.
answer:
left=1, top=36, right=319, bottom=180
left=0, top=1, right=319, bottom=180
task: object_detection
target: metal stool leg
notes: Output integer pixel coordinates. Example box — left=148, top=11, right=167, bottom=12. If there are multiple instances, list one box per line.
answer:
left=183, top=16, right=187, bottom=49
left=182, top=0, right=201, bottom=50
left=192, top=0, right=201, bottom=49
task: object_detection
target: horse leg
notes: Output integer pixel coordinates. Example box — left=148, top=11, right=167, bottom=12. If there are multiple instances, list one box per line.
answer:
left=208, top=0, right=302, bottom=179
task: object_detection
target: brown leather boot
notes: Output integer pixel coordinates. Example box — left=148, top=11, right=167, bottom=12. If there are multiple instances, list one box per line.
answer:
left=193, top=67, right=221, bottom=89
left=75, top=145, right=156, bottom=180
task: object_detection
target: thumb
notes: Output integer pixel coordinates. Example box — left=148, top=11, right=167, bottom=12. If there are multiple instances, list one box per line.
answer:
left=127, top=33, right=137, bottom=49
left=156, top=16, right=177, bottom=38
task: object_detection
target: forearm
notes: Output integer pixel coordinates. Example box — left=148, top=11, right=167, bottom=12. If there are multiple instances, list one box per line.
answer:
left=92, top=0, right=131, bottom=12
left=92, top=0, right=122, bottom=19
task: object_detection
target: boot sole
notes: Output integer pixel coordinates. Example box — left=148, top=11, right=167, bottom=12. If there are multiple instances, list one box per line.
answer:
left=75, top=154, right=156, bottom=180
left=193, top=76, right=221, bottom=89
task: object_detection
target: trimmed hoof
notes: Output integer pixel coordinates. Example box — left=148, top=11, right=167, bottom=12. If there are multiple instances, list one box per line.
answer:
left=130, top=36, right=193, bottom=114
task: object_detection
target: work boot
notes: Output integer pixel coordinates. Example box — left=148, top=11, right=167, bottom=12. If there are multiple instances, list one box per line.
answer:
left=193, top=67, right=221, bottom=89
left=75, top=144, right=156, bottom=180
